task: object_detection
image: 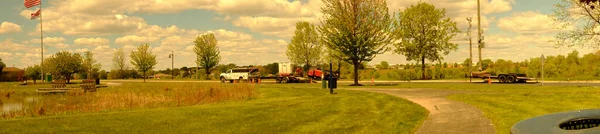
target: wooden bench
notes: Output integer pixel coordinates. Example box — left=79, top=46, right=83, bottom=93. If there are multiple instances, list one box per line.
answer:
left=80, top=79, right=97, bottom=92
left=52, top=79, right=67, bottom=88
left=37, top=79, right=76, bottom=93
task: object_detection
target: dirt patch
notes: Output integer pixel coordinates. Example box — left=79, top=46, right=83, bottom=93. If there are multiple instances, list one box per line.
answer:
left=351, top=88, right=495, bottom=134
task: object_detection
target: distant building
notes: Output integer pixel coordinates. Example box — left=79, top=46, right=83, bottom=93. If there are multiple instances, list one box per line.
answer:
left=0, top=67, right=24, bottom=82
left=153, top=73, right=173, bottom=79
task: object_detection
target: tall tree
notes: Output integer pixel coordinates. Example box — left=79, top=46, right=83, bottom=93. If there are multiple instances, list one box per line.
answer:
left=319, top=0, right=394, bottom=86
left=552, top=0, right=600, bottom=48
left=112, top=48, right=128, bottom=79
left=99, top=70, right=108, bottom=79
left=376, top=61, right=390, bottom=69
left=393, top=2, right=460, bottom=79
left=193, top=33, right=221, bottom=79
left=82, top=51, right=101, bottom=79
left=24, top=65, right=41, bottom=84
left=0, top=58, right=5, bottom=73
left=130, top=43, right=158, bottom=82
left=44, top=51, right=83, bottom=83
left=287, top=21, right=323, bottom=73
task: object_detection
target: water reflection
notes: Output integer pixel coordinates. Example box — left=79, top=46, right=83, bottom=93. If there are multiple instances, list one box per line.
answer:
left=0, top=96, right=38, bottom=113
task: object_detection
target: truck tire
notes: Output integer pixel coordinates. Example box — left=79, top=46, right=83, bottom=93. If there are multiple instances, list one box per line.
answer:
left=282, top=77, right=289, bottom=83
left=499, top=75, right=507, bottom=83
left=220, top=77, right=226, bottom=83
left=507, top=75, right=516, bottom=83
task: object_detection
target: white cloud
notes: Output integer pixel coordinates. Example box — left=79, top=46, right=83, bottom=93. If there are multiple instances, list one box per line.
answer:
left=497, top=11, right=563, bottom=34
left=21, top=8, right=146, bottom=36
left=0, top=22, right=22, bottom=34
left=232, top=16, right=316, bottom=38
left=388, top=0, right=515, bottom=15
left=47, top=43, right=71, bottom=49
left=74, top=37, right=110, bottom=46
left=214, top=0, right=318, bottom=18
left=74, top=48, right=89, bottom=53
left=0, top=52, right=13, bottom=60
left=136, top=25, right=200, bottom=37
left=206, top=29, right=254, bottom=41
left=29, top=37, right=70, bottom=49
left=44, top=0, right=217, bottom=15
left=115, top=35, right=160, bottom=45
left=0, top=39, right=28, bottom=51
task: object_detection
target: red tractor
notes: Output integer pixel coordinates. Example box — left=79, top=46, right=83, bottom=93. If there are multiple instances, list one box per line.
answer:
left=308, top=68, right=323, bottom=80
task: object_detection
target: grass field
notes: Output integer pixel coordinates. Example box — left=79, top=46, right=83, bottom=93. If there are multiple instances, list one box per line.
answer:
left=342, top=82, right=600, bottom=134
left=0, top=82, right=427, bottom=133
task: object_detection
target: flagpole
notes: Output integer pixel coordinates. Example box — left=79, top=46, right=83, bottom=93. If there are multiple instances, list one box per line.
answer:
left=40, top=0, right=44, bottom=83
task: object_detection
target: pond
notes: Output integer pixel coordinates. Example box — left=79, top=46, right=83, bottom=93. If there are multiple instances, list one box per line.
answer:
left=0, top=95, right=39, bottom=113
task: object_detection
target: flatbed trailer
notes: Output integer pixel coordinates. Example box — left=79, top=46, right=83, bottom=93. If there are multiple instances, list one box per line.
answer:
left=472, top=72, right=533, bottom=83
left=245, top=62, right=310, bottom=84
left=248, top=75, right=309, bottom=83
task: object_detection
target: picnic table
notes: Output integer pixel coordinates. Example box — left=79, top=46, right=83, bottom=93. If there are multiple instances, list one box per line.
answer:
left=36, top=79, right=100, bottom=93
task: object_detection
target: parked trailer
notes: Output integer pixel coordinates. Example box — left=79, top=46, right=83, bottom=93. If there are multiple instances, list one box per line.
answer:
left=273, top=62, right=308, bottom=83
left=472, top=72, right=533, bottom=83
left=242, top=62, right=312, bottom=83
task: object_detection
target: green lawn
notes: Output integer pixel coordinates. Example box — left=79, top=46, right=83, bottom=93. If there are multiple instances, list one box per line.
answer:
left=0, top=83, right=427, bottom=133
left=342, top=82, right=600, bottom=134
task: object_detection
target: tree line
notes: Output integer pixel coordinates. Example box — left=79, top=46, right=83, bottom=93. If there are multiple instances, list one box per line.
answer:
left=15, top=0, right=600, bottom=84
left=21, top=32, right=222, bottom=83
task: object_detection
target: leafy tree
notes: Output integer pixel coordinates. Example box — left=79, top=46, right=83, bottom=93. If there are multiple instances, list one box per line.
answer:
left=478, top=59, right=494, bottom=71
left=287, top=21, right=323, bottom=73
left=130, top=43, right=158, bottom=82
left=393, top=2, right=460, bottom=79
left=194, top=33, right=221, bottom=79
left=551, top=0, right=600, bottom=49
left=99, top=70, right=108, bottom=79
left=0, top=58, right=5, bottom=73
left=112, top=48, right=128, bottom=79
left=265, top=62, right=279, bottom=75
left=44, top=51, right=83, bottom=83
left=462, top=58, right=472, bottom=68
left=24, top=65, right=41, bottom=84
left=180, top=66, right=191, bottom=78
left=82, top=51, right=101, bottom=79
left=319, top=0, right=394, bottom=86
left=376, top=61, right=390, bottom=70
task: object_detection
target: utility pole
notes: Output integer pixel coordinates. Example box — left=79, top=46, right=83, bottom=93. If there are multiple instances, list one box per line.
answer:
left=169, top=51, right=174, bottom=80
left=477, top=0, right=483, bottom=71
left=467, top=17, right=473, bottom=82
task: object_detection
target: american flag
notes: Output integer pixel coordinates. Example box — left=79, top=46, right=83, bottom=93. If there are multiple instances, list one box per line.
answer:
left=24, top=0, right=41, bottom=8
left=30, top=9, right=41, bottom=20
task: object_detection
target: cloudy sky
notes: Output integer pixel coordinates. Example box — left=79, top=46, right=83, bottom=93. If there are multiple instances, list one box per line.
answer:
left=0, top=0, right=594, bottom=70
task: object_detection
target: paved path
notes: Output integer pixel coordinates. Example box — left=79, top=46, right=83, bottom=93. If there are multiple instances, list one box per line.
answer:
left=353, top=88, right=495, bottom=134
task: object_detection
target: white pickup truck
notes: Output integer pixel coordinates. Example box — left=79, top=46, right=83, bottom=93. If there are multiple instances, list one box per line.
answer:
left=219, top=68, right=258, bottom=83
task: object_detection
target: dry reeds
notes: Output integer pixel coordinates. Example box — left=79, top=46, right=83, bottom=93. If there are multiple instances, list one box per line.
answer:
left=0, top=90, right=15, bottom=98
left=1, top=83, right=256, bottom=119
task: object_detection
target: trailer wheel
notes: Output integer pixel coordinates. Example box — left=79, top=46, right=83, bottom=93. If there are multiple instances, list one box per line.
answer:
left=276, top=77, right=281, bottom=83
left=281, top=77, right=289, bottom=83
left=239, top=77, right=244, bottom=83
left=507, top=75, right=516, bottom=83
left=499, top=75, right=507, bottom=83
